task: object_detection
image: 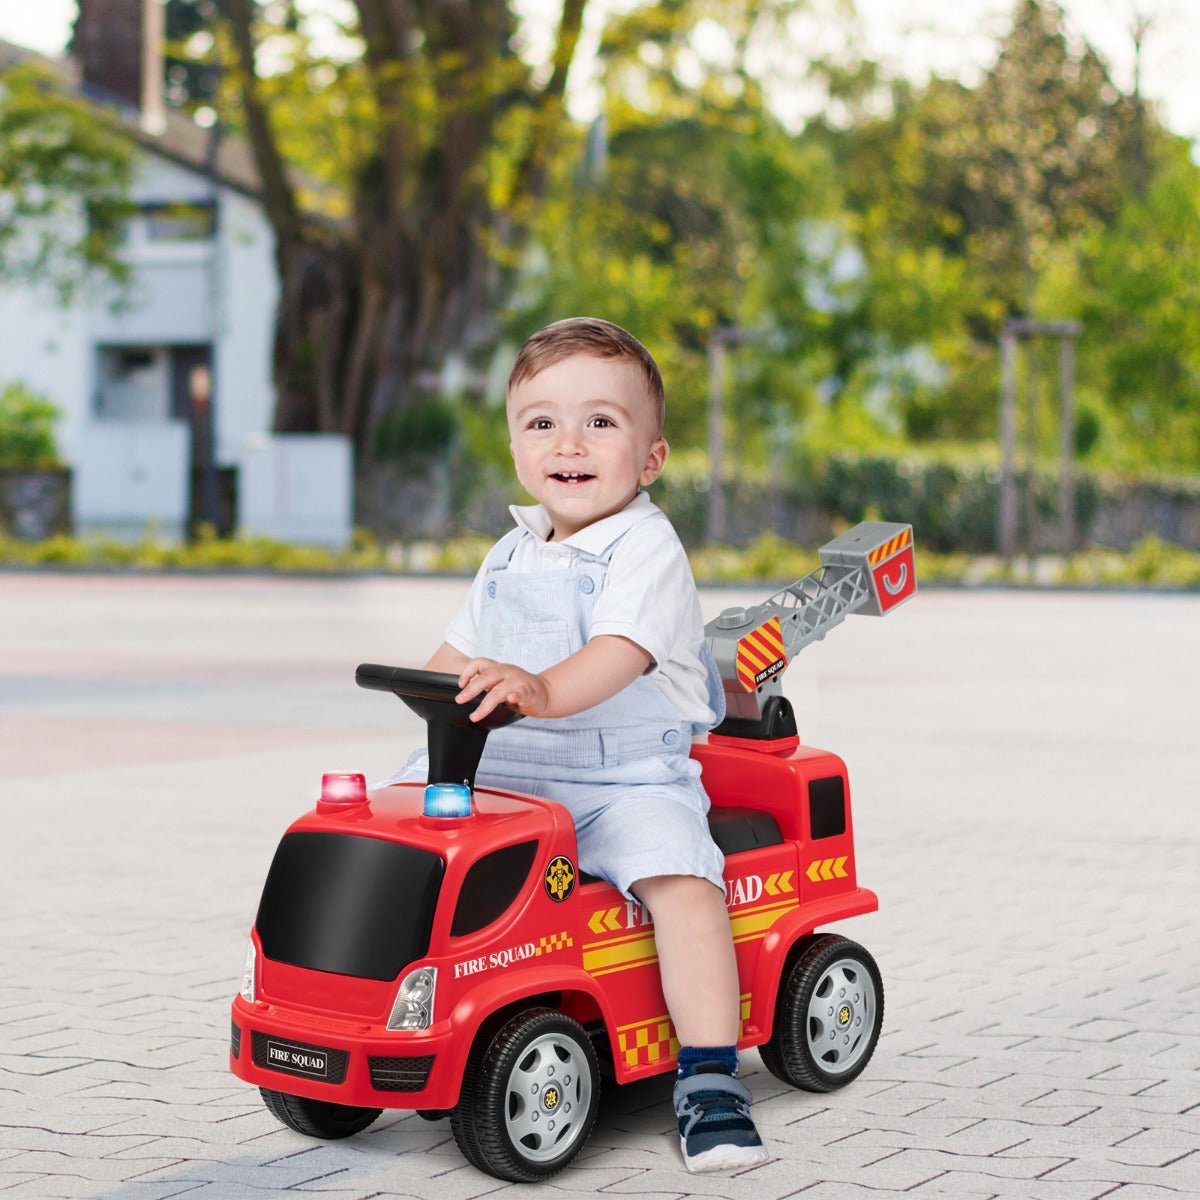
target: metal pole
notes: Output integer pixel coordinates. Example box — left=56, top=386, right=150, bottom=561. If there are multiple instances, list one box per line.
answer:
left=1059, top=336, right=1076, bottom=552
left=998, top=326, right=1018, bottom=558
left=707, top=333, right=727, bottom=543
left=1023, top=343, right=1038, bottom=564
left=200, top=116, right=223, bottom=533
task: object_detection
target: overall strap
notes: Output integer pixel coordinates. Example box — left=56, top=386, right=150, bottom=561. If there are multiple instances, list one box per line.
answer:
left=481, top=527, right=528, bottom=572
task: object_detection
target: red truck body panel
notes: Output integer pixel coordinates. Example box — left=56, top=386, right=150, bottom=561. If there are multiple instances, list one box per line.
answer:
left=230, top=736, right=877, bottom=1109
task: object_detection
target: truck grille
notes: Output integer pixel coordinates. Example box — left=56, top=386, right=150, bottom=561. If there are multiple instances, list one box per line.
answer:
left=231, top=1020, right=242, bottom=1059
left=368, top=1054, right=435, bottom=1092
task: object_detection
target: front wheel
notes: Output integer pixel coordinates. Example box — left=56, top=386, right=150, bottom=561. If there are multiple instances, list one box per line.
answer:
left=450, top=1008, right=600, bottom=1182
left=260, top=1088, right=382, bottom=1139
left=759, top=934, right=883, bottom=1092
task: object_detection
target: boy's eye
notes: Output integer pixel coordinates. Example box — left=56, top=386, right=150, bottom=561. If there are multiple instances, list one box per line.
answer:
left=530, top=418, right=554, bottom=430
left=589, top=416, right=614, bottom=428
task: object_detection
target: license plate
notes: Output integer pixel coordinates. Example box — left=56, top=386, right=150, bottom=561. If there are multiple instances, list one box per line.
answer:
left=265, top=1037, right=330, bottom=1079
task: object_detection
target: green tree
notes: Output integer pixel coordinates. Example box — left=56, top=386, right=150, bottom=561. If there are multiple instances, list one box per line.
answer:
left=969, top=0, right=1130, bottom=312
left=0, top=62, right=134, bottom=305
left=163, top=0, right=226, bottom=113
left=508, top=0, right=840, bottom=460
left=191, top=0, right=589, bottom=454
left=1068, top=140, right=1200, bottom=469
left=817, top=0, right=1144, bottom=444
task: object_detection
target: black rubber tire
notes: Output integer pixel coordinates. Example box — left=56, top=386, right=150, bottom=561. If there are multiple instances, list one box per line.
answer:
left=260, top=1088, right=382, bottom=1139
left=759, top=934, right=883, bottom=1093
left=450, top=1008, right=600, bottom=1182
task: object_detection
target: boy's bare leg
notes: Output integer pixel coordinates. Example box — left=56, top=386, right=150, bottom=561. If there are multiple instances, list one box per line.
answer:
left=630, top=874, right=739, bottom=1045
left=632, top=873, right=767, bottom=1171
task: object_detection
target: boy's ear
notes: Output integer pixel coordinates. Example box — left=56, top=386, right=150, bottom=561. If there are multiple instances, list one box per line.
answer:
left=640, top=438, right=669, bottom=485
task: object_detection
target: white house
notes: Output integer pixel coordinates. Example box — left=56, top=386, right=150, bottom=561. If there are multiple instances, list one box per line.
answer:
left=0, top=1, right=351, bottom=545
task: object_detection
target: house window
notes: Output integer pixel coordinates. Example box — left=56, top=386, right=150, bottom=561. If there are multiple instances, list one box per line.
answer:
left=142, top=201, right=217, bottom=243
left=95, top=347, right=170, bottom=421
left=94, top=345, right=213, bottom=423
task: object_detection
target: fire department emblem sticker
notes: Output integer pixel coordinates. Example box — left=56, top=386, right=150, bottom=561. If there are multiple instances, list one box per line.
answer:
left=544, top=856, right=576, bottom=902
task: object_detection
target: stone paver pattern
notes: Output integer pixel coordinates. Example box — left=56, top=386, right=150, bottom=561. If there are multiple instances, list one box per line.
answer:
left=1, top=573, right=1197, bottom=1200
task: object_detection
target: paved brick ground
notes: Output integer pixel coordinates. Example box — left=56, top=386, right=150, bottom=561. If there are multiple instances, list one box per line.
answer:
left=1, top=574, right=1197, bottom=1200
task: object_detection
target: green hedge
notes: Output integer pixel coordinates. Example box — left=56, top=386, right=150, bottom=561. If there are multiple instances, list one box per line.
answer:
left=652, top=450, right=1193, bottom=554
left=2, top=526, right=1197, bottom=588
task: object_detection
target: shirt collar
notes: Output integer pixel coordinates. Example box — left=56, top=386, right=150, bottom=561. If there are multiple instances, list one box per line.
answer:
left=509, top=491, right=661, bottom=553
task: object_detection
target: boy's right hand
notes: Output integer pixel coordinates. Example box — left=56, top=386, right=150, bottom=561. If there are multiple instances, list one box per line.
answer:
left=457, top=658, right=552, bottom=722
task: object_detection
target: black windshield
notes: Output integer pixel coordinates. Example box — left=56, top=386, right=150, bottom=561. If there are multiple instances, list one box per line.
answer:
left=256, top=832, right=444, bottom=981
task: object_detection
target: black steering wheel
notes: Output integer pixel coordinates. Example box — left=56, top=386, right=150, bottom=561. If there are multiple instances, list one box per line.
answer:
left=355, top=664, right=522, bottom=731
left=356, top=664, right=522, bottom=789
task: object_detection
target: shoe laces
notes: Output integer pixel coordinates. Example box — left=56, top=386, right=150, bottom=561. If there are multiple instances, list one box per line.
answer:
left=674, top=1071, right=754, bottom=1132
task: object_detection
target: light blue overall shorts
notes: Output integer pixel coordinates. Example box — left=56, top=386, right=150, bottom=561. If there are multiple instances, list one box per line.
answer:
left=389, top=521, right=727, bottom=900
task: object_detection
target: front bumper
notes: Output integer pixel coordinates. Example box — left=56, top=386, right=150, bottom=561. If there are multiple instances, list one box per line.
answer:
left=229, top=996, right=461, bottom=1110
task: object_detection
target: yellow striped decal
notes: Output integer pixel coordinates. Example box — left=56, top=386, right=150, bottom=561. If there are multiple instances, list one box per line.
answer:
left=805, top=856, right=849, bottom=883
left=535, top=931, right=574, bottom=955
left=730, top=900, right=796, bottom=946
left=582, top=931, right=659, bottom=977
left=582, top=900, right=796, bottom=976
left=868, top=527, right=912, bottom=564
left=735, top=616, right=787, bottom=692
left=616, top=996, right=753, bottom=1069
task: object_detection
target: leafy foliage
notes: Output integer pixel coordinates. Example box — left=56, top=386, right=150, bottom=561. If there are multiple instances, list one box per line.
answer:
left=0, top=381, right=63, bottom=469
left=0, top=62, right=134, bottom=304
left=784, top=0, right=1198, bottom=474
left=181, top=0, right=591, bottom=452
left=1074, top=143, right=1200, bottom=469
left=507, top=0, right=840, bottom=450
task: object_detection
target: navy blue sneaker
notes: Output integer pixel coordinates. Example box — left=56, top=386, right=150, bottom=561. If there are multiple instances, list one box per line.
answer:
left=672, top=1070, right=769, bottom=1172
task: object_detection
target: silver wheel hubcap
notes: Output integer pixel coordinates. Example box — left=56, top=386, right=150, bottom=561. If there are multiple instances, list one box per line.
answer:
left=806, top=956, right=877, bottom=1075
left=503, top=1031, right=593, bottom=1163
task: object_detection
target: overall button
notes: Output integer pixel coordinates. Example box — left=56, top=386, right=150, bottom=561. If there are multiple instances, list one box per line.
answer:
left=662, top=729, right=680, bottom=746
left=486, top=581, right=497, bottom=598
left=578, top=577, right=595, bottom=595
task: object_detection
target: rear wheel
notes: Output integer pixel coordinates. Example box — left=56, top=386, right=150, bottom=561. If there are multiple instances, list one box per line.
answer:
left=450, top=1008, right=600, bottom=1182
left=260, top=1088, right=382, bottom=1139
left=759, top=934, right=883, bottom=1092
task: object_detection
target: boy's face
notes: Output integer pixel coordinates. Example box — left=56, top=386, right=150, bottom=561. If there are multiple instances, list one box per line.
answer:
left=507, top=353, right=668, bottom=541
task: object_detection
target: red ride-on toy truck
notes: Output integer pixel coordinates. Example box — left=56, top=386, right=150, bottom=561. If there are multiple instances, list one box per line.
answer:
left=229, top=521, right=916, bottom=1181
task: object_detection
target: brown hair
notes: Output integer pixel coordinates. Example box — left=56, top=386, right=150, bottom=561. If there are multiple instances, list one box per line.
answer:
left=508, top=317, right=666, bottom=436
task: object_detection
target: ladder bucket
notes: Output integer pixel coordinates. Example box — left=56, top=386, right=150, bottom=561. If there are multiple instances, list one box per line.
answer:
left=819, top=522, right=916, bottom=616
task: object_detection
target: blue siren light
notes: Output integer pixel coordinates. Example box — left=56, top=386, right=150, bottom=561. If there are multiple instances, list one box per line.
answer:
left=423, top=782, right=473, bottom=818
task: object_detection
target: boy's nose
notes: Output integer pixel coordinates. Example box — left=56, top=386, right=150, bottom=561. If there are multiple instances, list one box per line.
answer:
left=553, top=427, right=586, bottom=454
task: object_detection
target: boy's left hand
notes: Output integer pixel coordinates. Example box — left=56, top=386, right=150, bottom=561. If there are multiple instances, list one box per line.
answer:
left=457, top=658, right=551, bottom=722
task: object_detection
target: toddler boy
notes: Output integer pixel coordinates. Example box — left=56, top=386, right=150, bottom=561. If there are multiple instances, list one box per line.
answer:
left=402, top=317, right=768, bottom=1172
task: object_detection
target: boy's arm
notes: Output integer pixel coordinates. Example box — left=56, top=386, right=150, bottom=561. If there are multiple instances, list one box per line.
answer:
left=424, top=642, right=471, bottom=674
left=456, top=636, right=651, bottom=723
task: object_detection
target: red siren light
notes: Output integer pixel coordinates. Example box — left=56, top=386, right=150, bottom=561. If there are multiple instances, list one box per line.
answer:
left=320, top=772, right=368, bottom=805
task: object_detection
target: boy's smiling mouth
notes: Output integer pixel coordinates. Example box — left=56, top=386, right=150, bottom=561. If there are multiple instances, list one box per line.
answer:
left=550, top=471, right=595, bottom=486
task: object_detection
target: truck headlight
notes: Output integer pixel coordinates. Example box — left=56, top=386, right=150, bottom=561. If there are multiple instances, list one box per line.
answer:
left=239, top=938, right=256, bottom=1003
left=387, top=966, right=437, bottom=1031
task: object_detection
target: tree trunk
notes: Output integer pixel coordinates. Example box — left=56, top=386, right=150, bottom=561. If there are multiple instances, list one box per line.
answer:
left=223, top=0, right=586, bottom=459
